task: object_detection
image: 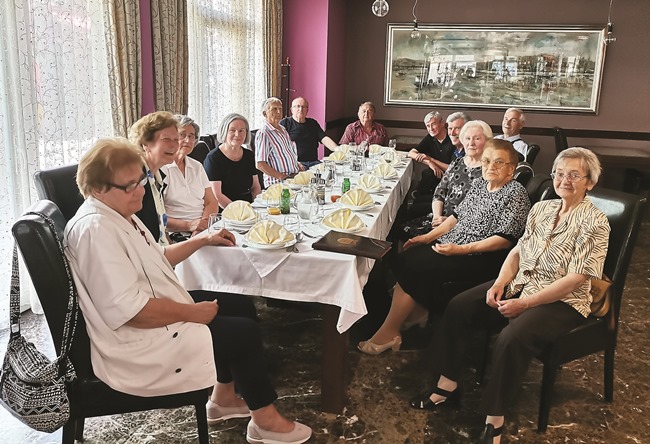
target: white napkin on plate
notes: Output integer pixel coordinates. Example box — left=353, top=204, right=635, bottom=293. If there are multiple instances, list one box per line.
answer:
left=222, top=200, right=257, bottom=222
left=368, top=144, right=384, bottom=155
left=340, top=189, right=373, bottom=207
left=357, top=174, right=382, bottom=191
left=290, top=171, right=314, bottom=185
left=261, top=183, right=293, bottom=200
left=246, top=220, right=295, bottom=245
left=336, top=144, right=351, bottom=154
left=329, top=151, right=347, bottom=161
left=373, top=163, right=398, bottom=179
left=322, top=208, right=365, bottom=231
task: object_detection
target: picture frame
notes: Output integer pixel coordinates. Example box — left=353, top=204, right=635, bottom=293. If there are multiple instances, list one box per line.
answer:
left=384, top=24, right=607, bottom=113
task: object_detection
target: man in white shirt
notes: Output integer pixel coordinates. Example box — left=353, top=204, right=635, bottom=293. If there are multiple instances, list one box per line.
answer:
left=495, top=108, right=528, bottom=161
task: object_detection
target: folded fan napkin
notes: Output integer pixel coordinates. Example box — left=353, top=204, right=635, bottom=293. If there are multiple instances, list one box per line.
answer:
left=336, top=144, right=351, bottom=154
left=340, top=188, right=373, bottom=207
left=329, top=151, right=347, bottom=161
left=222, top=200, right=257, bottom=221
left=246, top=220, right=295, bottom=245
left=322, top=208, right=365, bottom=231
left=290, top=171, right=314, bottom=185
left=368, top=144, right=384, bottom=154
left=261, top=183, right=294, bottom=200
left=373, top=163, right=398, bottom=179
left=357, top=174, right=382, bottom=191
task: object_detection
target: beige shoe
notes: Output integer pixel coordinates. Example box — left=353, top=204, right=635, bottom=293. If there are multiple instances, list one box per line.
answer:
left=357, top=335, right=402, bottom=355
left=246, top=419, right=312, bottom=443
left=206, top=399, right=250, bottom=425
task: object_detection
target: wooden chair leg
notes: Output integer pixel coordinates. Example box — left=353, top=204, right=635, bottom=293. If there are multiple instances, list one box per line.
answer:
left=195, top=402, right=209, bottom=444
left=537, top=363, right=558, bottom=433
left=604, top=347, right=615, bottom=402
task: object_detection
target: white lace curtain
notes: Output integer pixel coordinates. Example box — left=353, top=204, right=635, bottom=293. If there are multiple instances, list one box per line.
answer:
left=187, top=0, right=267, bottom=133
left=0, top=0, right=115, bottom=323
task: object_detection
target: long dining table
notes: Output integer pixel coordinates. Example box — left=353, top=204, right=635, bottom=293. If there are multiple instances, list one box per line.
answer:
left=176, top=157, right=413, bottom=413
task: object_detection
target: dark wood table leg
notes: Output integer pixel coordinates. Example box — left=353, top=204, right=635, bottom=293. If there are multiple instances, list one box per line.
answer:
left=320, top=303, right=349, bottom=413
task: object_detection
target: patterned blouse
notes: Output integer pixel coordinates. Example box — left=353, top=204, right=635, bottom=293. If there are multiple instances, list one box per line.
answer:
left=438, top=177, right=530, bottom=246
left=433, top=156, right=482, bottom=217
left=505, top=197, right=610, bottom=317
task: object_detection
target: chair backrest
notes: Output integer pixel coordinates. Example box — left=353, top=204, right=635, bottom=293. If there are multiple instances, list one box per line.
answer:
left=587, top=188, right=647, bottom=332
left=188, top=140, right=212, bottom=164
left=553, top=126, right=569, bottom=154
left=513, top=162, right=534, bottom=187
left=248, top=129, right=266, bottom=190
left=525, top=144, right=541, bottom=166
left=34, top=164, right=84, bottom=223
left=525, top=173, right=554, bottom=204
left=12, top=200, right=93, bottom=377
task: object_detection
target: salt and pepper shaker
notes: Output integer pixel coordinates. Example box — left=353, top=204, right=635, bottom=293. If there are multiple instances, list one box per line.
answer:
left=317, top=179, right=326, bottom=205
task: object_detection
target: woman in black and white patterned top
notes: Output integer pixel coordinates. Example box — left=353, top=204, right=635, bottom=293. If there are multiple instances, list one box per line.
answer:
left=359, top=139, right=530, bottom=355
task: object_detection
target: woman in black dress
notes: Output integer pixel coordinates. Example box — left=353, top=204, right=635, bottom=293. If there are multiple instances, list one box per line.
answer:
left=204, top=113, right=262, bottom=209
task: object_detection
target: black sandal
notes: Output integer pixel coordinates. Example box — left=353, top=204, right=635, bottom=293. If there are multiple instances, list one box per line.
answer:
left=478, top=423, right=503, bottom=444
left=409, top=385, right=460, bottom=410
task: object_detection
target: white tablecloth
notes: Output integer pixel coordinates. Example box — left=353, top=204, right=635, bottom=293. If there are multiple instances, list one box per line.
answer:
left=176, top=159, right=413, bottom=333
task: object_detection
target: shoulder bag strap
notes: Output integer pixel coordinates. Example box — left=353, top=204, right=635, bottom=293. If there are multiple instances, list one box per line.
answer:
left=25, top=212, right=79, bottom=362
left=9, top=244, right=22, bottom=339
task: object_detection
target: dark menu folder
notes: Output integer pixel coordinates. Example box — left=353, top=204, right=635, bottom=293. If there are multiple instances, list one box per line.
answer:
left=312, top=230, right=392, bottom=260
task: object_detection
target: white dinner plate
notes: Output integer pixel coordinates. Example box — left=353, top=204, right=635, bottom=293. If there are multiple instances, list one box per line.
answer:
left=244, top=238, right=297, bottom=250
left=223, top=217, right=258, bottom=227
left=283, top=181, right=306, bottom=190
left=338, top=202, right=375, bottom=212
left=356, top=186, right=383, bottom=194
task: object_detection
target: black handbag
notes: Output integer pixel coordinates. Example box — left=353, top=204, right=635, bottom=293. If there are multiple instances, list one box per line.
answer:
left=0, top=213, right=78, bottom=433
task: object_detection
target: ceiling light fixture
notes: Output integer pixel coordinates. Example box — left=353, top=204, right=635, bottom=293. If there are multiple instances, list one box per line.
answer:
left=371, top=0, right=389, bottom=18
left=410, top=0, right=420, bottom=39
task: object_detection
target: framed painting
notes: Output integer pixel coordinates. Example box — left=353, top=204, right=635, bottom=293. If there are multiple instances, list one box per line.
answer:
left=384, top=24, right=607, bottom=113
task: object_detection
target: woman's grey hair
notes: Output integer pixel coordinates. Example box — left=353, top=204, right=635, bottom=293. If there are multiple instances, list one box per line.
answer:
left=261, top=97, right=282, bottom=114
left=553, top=147, right=602, bottom=184
left=174, top=115, right=200, bottom=138
left=423, top=111, right=443, bottom=124
left=459, top=120, right=493, bottom=142
left=446, top=111, right=471, bottom=125
left=217, top=113, right=251, bottom=145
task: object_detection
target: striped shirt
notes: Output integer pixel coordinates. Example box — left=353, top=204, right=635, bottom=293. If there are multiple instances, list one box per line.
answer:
left=255, top=121, right=299, bottom=187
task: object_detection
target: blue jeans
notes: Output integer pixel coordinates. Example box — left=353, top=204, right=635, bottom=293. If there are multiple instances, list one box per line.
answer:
left=300, top=160, right=321, bottom=169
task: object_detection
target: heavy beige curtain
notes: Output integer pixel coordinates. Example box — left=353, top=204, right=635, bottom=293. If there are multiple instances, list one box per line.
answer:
left=150, top=0, right=188, bottom=113
left=104, top=0, right=142, bottom=137
left=262, top=0, right=283, bottom=99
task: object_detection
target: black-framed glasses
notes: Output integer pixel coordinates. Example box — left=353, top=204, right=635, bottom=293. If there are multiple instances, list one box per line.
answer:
left=179, top=133, right=197, bottom=141
left=107, top=173, right=148, bottom=193
left=550, top=172, right=588, bottom=183
left=480, top=159, right=512, bottom=169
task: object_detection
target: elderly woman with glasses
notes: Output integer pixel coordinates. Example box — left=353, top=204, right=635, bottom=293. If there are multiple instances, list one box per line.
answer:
left=358, top=139, right=530, bottom=355
left=409, top=148, right=609, bottom=444
left=160, top=115, right=219, bottom=238
left=65, top=138, right=312, bottom=444
left=203, top=113, right=262, bottom=209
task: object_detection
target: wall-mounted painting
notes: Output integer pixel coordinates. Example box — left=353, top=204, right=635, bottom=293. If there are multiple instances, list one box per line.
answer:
left=384, top=24, right=607, bottom=113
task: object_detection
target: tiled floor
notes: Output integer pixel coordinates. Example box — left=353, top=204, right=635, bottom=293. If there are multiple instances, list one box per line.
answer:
left=0, top=201, right=648, bottom=444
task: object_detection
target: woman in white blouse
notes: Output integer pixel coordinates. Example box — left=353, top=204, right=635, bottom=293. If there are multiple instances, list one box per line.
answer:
left=65, top=138, right=312, bottom=444
left=161, top=115, right=219, bottom=238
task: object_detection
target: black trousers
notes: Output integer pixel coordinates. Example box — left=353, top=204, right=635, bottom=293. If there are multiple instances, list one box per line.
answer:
left=434, top=280, right=586, bottom=416
left=190, top=290, right=276, bottom=410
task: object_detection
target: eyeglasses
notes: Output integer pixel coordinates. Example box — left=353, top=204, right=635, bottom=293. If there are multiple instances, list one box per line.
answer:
left=179, top=133, right=197, bottom=141
left=550, top=172, right=588, bottom=183
left=107, top=173, right=148, bottom=193
left=480, top=159, right=512, bottom=169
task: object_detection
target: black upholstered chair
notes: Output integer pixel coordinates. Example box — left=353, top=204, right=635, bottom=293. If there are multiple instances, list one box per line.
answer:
left=524, top=144, right=541, bottom=166
left=553, top=127, right=569, bottom=154
left=513, top=162, right=534, bottom=187
left=34, top=164, right=84, bottom=222
left=478, top=187, right=646, bottom=432
left=12, top=200, right=210, bottom=444
left=525, top=173, right=555, bottom=204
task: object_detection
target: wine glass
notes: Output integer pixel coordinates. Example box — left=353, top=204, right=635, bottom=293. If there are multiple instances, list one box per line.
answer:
left=208, top=213, right=222, bottom=233
left=283, top=215, right=300, bottom=238
left=388, top=139, right=397, bottom=150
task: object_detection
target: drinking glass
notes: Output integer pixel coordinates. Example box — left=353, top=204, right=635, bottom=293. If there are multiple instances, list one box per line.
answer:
left=388, top=139, right=397, bottom=150
left=310, top=205, right=324, bottom=225
left=208, top=213, right=222, bottom=233
left=265, top=196, right=281, bottom=214
left=283, top=215, right=300, bottom=237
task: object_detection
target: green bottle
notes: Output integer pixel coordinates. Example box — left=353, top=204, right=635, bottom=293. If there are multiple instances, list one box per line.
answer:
left=342, top=178, right=351, bottom=195
left=280, top=188, right=291, bottom=214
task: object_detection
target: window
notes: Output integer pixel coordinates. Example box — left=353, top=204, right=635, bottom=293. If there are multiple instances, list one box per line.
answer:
left=187, top=0, right=267, bottom=134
